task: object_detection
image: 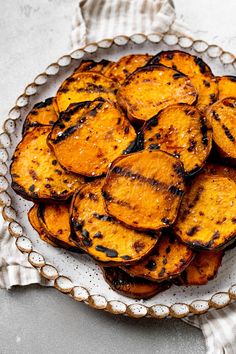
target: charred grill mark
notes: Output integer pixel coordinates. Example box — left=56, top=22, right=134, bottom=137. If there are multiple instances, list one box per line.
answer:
left=173, top=73, right=185, bottom=79
left=166, top=53, right=174, bottom=60
left=203, top=80, right=210, bottom=88
left=222, top=124, right=235, bottom=142
left=187, top=139, right=197, bottom=152
left=29, top=169, right=38, bottom=180
left=200, top=117, right=209, bottom=146
left=166, top=246, right=171, bottom=254
left=93, top=213, right=114, bottom=222
left=189, top=186, right=204, bottom=209
left=81, top=229, right=92, bottom=247
left=146, top=116, right=158, bottom=129
left=123, top=132, right=144, bottom=154
left=184, top=109, right=195, bottom=116
left=60, top=88, right=69, bottom=93
left=210, top=93, right=217, bottom=103
left=111, top=166, right=174, bottom=192
left=149, top=144, right=160, bottom=150
left=186, top=226, right=200, bottom=236
left=72, top=220, right=84, bottom=231
left=53, top=125, right=79, bottom=144
left=145, top=259, right=157, bottom=271
left=163, top=256, right=168, bottom=265
left=76, top=85, right=111, bottom=93
left=212, top=111, right=220, bottom=121
left=88, top=193, right=98, bottom=202
left=95, top=245, right=118, bottom=258
left=102, top=190, right=113, bottom=202
left=52, top=102, right=104, bottom=144
left=207, top=231, right=220, bottom=248
left=121, top=255, right=132, bottom=260
left=133, top=241, right=145, bottom=253
left=228, top=76, right=236, bottom=82
left=158, top=267, right=165, bottom=277
left=34, top=97, right=53, bottom=109
left=124, top=126, right=130, bottom=134
left=223, top=99, right=235, bottom=108
left=216, top=217, right=226, bottom=225
left=94, top=232, right=103, bottom=239
left=161, top=218, right=171, bottom=225
left=29, top=184, right=35, bottom=192
left=194, top=57, right=207, bottom=74
left=169, top=185, right=184, bottom=196
left=173, top=163, right=184, bottom=177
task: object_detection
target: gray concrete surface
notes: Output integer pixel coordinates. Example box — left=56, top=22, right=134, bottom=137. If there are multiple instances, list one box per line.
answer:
left=0, top=0, right=235, bottom=353
left=0, top=287, right=205, bottom=354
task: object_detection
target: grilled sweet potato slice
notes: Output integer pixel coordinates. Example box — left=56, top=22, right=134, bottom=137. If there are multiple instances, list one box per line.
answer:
left=28, top=204, right=57, bottom=247
left=206, top=97, right=236, bottom=164
left=218, top=76, right=236, bottom=100
left=11, top=126, right=84, bottom=201
left=73, top=59, right=114, bottom=75
left=71, top=180, right=158, bottom=264
left=103, top=150, right=185, bottom=231
left=141, top=104, right=212, bottom=175
left=38, top=203, right=79, bottom=250
left=203, top=163, right=236, bottom=183
left=122, top=233, right=193, bottom=282
left=174, top=174, right=236, bottom=250
left=48, top=98, right=136, bottom=176
left=117, top=64, right=197, bottom=125
left=103, top=267, right=170, bottom=299
left=23, top=97, right=58, bottom=135
left=56, top=72, right=117, bottom=112
left=104, top=54, right=151, bottom=84
left=148, top=50, right=218, bottom=111
left=177, top=251, right=223, bottom=285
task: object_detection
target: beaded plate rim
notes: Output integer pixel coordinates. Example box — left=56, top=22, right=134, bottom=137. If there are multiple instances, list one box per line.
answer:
left=2, top=32, right=236, bottom=319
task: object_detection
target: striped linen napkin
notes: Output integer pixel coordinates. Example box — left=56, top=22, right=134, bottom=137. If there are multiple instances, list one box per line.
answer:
left=1, top=1, right=236, bottom=353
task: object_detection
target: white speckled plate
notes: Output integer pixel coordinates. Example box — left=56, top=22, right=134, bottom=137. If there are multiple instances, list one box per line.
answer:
left=2, top=33, right=236, bottom=319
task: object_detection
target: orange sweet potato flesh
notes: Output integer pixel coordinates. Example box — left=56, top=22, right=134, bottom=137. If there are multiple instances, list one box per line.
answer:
left=38, top=203, right=79, bottom=250
left=174, top=174, right=236, bottom=250
left=104, top=54, right=151, bottom=84
left=103, top=267, right=171, bottom=299
left=177, top=251, right=223, bottom=285
left=103, top=150, right=185, bottom=231
left=48, top=98, right=136, bottom=177
left=71, top=180, right=158, bottom=264
left=141, top=104, right=212, bottom=175
left=122, top=233, right=194, bottom=282
left=28, top=204, right=58, bottom=247
left=23, top=97, right=58, bottom=135
left=73, top=59, right=114, bottom=75
left=217, top=76, right=236, bottom=100
left=206, top=98, right=236, bottom=163
left=117, top=64, right=197, bottom=125
left=202, top=163, right=236, bottom=183
left=148, top=50, right=218, bottom=111
left=56, top=72, right=117, bottom=112
left=11, top=126, right=84, bottom=202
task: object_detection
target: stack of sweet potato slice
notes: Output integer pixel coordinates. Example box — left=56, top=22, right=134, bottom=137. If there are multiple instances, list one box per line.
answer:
left=11, top=51, right=236, bottom=299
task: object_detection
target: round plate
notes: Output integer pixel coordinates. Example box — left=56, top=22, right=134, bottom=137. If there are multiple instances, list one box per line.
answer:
left=2, top=32, right=236, bottom=319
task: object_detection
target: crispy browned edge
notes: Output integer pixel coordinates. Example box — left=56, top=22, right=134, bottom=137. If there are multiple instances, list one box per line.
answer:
left=102, top=267, right=171, bottom=299
left=37, top=203, right=82, bottom=252
left=121, top=242, right=195, bottom=282
left=69, top=181, right=159, bottom=266
left=22, top=97, right=57, bottom=135
left=174, top=251, right=224, bottom=286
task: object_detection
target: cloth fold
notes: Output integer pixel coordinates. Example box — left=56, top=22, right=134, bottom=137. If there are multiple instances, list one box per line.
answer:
left=71, top=0, right=190, bottom=49
left=1, top=1, right=236, bottom=353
